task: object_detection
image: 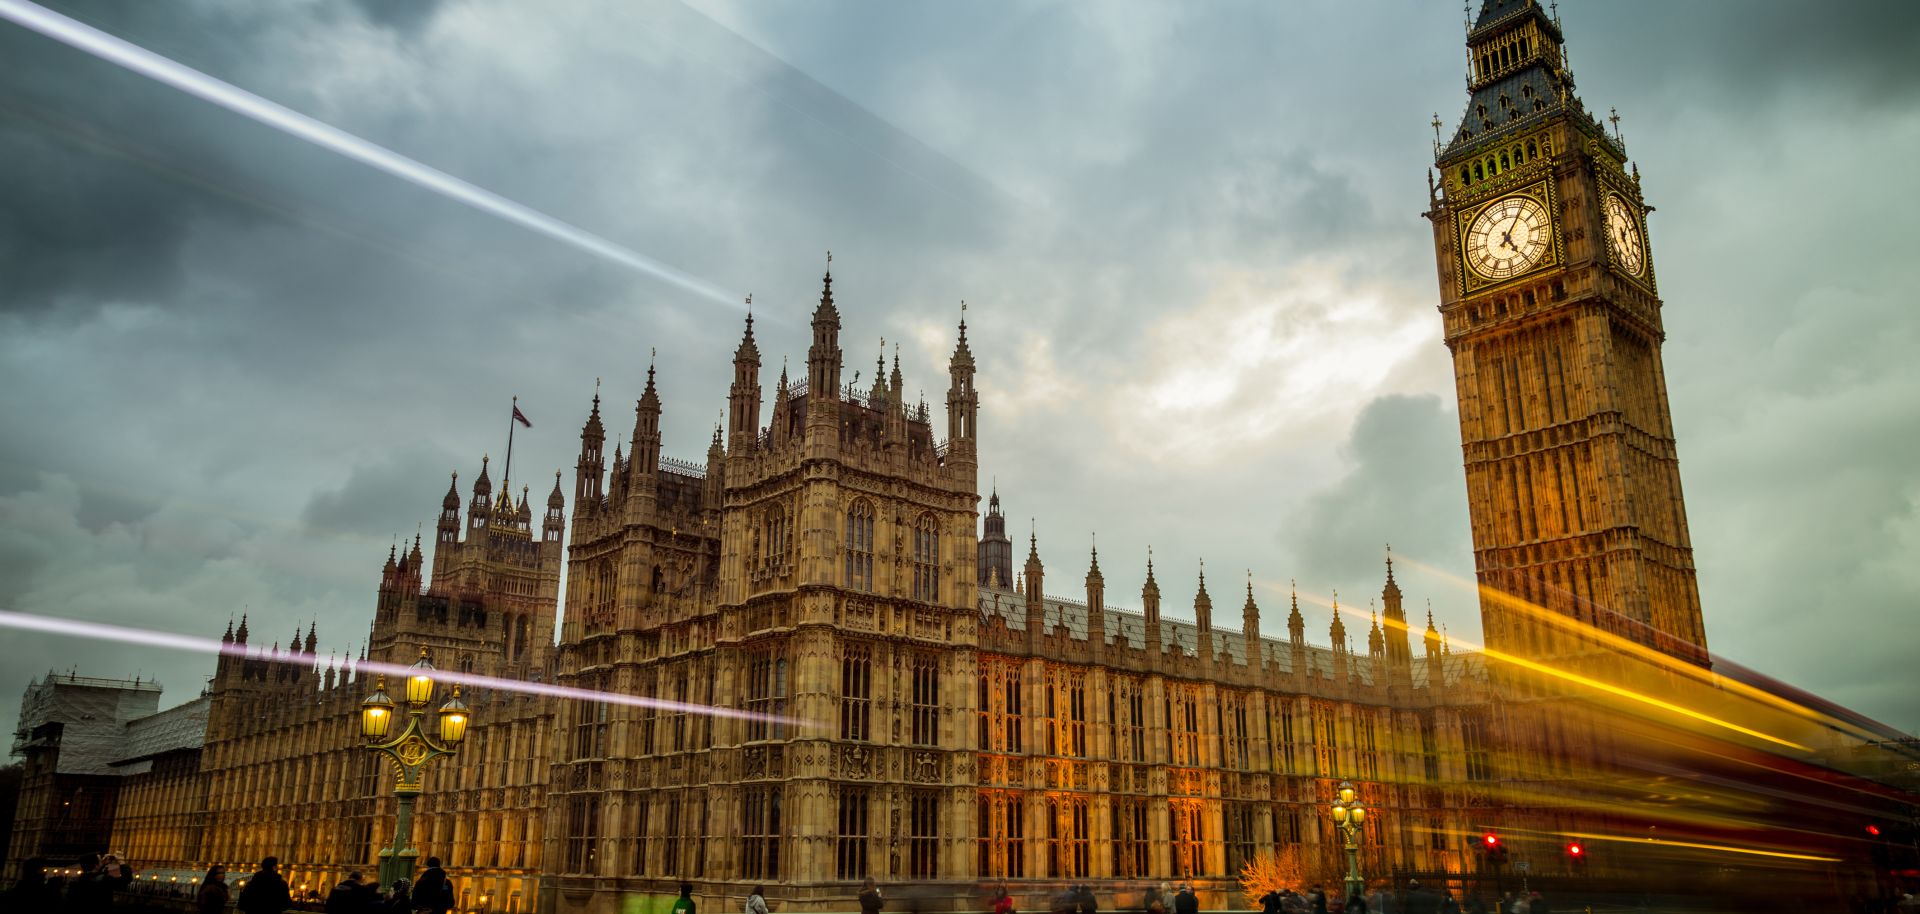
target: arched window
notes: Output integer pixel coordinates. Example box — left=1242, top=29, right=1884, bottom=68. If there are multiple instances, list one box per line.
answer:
left=1499, top=151, right=1510, bottom=170
left=1460, top=165, right=1470, bottom=185
left=762, top=506, right=791, bottom=569
left=1472, top=162, right=1484, bottom=181
left=845, top=501, right=875, bottom=593
left=912, top=514, right=940, bottom=603
left=1526, top=139, right=1538, bottom=160
left=1512, top=145, right=1523, bottom=165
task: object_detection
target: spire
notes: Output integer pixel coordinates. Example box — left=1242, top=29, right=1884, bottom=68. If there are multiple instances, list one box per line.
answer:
left=1424, top=602, right=1443, bottom=662
left=1087, top=535, right=1102, bottom=579
left=305, top=623, right=318, bottom=655
left=1285, top=581, right=1305, bottom=651
left=1368, top=607, right=1384, bottom=656
left=1193, top=559, right=1213, bottom=633
left=1142, top=545, right=1162, bottom=653
left=222, top=617, right=234, bottom=644
left=808, top=251, right=844, bottom=400
left=408, top=532, right=423, bottom=567
left=473, top=454, right=492, bottom=498
left=730, top=302, right=763, bottom=450
left=442, top=472, right=460, bottom=511
left=549, top=471, right=565, bottom=508
left=946, top=300, right=978, bottom=443
left=1329, top=591, right=1348, bottom=646
left=236, top=612, right=249, bottom=644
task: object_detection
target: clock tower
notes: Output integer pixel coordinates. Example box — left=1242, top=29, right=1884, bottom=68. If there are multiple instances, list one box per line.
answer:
left=1427, top=0, right=1708, bottom=667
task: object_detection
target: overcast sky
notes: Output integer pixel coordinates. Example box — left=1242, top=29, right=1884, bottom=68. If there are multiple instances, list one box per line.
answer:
left=3, top=0, right=1918, bottom=747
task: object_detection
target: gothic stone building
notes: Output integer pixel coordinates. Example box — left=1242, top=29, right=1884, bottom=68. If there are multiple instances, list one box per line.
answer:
left=3, top=265, right=1500, bottom=914
left=17, top=2, right=1895, bottom=910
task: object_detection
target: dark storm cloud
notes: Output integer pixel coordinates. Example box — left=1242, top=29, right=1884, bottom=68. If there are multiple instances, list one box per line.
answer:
left=301, top=445, right=466, bottom=538
left=1282, top=394, right=1473, bottom=602
left=350, top=0, right=448, bottom=35
left=0, top=0, right=1916, bottom=742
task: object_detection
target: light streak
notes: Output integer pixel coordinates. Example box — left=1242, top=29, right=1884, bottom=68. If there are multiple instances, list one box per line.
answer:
left=0, top=0, right=738, bottom=309
left=0, top=609, right=808, bottom=728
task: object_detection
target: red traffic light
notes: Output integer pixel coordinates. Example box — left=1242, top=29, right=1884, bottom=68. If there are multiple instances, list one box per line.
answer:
left=1868, top=824, right=1884, bottom=837
left=1567, top=842, right=1584, bottom=857
left=1483, top=833, right=1500, bottom=847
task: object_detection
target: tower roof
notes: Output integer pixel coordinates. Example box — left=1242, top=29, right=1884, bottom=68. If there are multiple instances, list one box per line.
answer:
left=548, top=470, right=565, bottom=508
left=443, top=472, right=460, bottom=510
left=473, top=454, right=492, bottom=497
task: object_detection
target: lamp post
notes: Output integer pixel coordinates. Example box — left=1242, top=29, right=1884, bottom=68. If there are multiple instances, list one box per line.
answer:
left=361, top=649, right=472, bottom=888
left=1328, top=780, right=1366, bottom=903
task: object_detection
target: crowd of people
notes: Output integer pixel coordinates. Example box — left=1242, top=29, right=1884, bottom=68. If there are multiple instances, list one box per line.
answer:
left=2, top=852, right=459, bottom=913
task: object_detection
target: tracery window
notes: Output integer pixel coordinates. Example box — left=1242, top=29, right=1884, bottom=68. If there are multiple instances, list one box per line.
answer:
left=1463, top=713, right=1494, bottom=781
left=563, top=794, right=600, bottom=874
left=835, top=788, right=869, bottom=880
left=908, top=790, right=940, bottom=878
left=978, top=661, right=1024, bottom=753
left=1046, top=795, right=1090, bottom=878
left=744, top=650, right=789, bottom=741
left=846, top=500, right=875, bottom=592
left=840, top=644, right=872, bottom=741
left=1312, top=701, right=1337, bottom=777
left=1045, top=668, right=1088, bottom=757
left=1420, top=717, right=1440, bottom=781
left=910, top=652, right=940, bottom=745
left=1112, top=796, right=1150, bottom=878
left=1112, top=676, right=1146, bottom=762
left=1226, top=802, right=1259, bottom=876
left=670, top=669, right=690, bottom=752
left=762, top=505, right=791, bottom=570
left=570, top=673, right=609, bottom=760
left=1224, top=694, right=1251, bottom=769
left=1171, top=687, right=1201, bottom=766
left=912, top=514, right=941, bottom=602
left=1170, top=800, right=1205, bottom=877
left=1360, top=713, right=1379, bottom=780
left=1274, top=705, right=1297, bottom=775
left=742, top=786, right=781, bottom=880
left=977, top=790, right=1026, bottom=878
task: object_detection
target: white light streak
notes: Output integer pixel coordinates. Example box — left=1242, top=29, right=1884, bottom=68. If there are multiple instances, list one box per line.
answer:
left=0, top=609, right=806, bottom=727
left=0, top=0, right=738, bottom=308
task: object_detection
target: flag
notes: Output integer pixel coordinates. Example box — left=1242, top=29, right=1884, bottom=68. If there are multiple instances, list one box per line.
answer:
left=512, top=405, right=532, bottom=428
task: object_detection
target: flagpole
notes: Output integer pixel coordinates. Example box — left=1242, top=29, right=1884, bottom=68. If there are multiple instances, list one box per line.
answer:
left=505, top=395, right=517, bottom=490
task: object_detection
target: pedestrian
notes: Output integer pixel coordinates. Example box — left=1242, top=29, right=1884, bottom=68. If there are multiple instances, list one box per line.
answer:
left=1143, top=884, right=1166, bottom=914
left=383, top=877, right=412, bottom=913
left=747, top=885, right=771, bottom=914
left=1347, top=893, right=1368, bottom=914
left=992, top=885, right=1016, bottom=914
left=1173, top=884, right=1199, bottom=914
left=674, top=882, right=699, bottom=914
left=412, top=857, right=455, bottom=914
left=860, top=878, right=884, bottom=914
left=196, top=866, right=230, bottom=914
left=1260, top=888, right=1284, bottom=914
left=1437, top=891, right=1459, bottom=914
left=1077, top=885, right=1099, bottom=914
left=327, top=871, right=370, bottom=914
left=1310, top=886, right=1329, bottom=914
left=236, top=857, right=292, bottom=914
left=1401, top=880, right=1439, bottom=914
left=1525, top=893, right=1547, bottom=914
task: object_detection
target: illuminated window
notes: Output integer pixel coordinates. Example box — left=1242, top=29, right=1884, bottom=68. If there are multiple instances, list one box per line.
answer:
left=1047, top=795, right=1090, bottom=878
left=1463, top=714, right=1494, bottom=781
left=979, top=662, right=1024, bottom=754
left=1170, top=801, right=1205, bottom=877
left=977, top=790, right=1026, bottom=878
left=1112, top=797, right=1150, bottom=877
left=1226, top=802, right=1258, bottom=875
left=845, top=501, right=875, bottom=592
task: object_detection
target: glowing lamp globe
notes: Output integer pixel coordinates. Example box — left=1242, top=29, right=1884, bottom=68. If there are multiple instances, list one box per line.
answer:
left=360, top=678, right=395, bottom=740
left=406, top=650, right=437, bottom=705
left=437, top=685, right=470, bottom=746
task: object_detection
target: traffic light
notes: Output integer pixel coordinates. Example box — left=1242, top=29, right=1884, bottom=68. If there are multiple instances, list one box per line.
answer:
left=1484, top=832, right=1500, bottom=849
left=1868, top=824, right=1884, bottom=837
left=1566, top=842, right=1586, bottom=866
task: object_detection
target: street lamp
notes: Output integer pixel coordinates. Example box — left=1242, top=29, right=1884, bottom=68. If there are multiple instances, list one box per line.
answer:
left=1328, top=780, right=1367, bottom=902
left=362, top=649, right=473, bottom=887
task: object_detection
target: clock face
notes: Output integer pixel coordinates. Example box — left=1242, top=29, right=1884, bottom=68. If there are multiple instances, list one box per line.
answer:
left=1605, top=193, right=1646, bottom=276
left=1464, top=195, right=1552, bottom=281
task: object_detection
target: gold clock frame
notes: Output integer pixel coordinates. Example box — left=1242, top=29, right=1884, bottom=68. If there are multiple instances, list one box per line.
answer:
left=1599, top=183, right=1655, bottom=290
left=1455, top=180, right=1560, bottom=296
